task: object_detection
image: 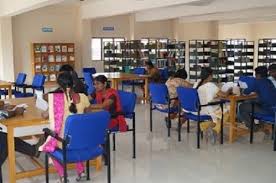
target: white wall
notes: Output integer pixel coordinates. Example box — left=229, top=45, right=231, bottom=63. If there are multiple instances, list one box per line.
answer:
left=12, top=4, right=81, bottom=82
left=0, top=17, right=15, bottom=81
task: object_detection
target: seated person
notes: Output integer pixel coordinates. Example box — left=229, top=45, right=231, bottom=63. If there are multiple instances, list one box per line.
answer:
left=239, top=66, right=276, bottom=133
left=268, top=64, right=276, bottom=88
left=39, top=72, right=91, bottom=183
left=145, top=61, right=161, bottom=83
left=194, top=67, right=231, bottom=144
left=89, top=75, right=127, bottom=132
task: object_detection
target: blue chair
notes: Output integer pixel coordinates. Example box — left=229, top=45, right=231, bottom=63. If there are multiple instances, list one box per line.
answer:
left=149, top=83, right=178, bottom=137
left=176, top=87, right=225, bottom=148
left=238, top=76, right=256, bottom=92
left=83, top=72, right=95, bottom=96
left=110, top=90, right=137, bottom=158
left=250, top=104, right=276, bottom=151
left=44, top=111, right=111, bottom=183
left=0, top=73, right=27, bottom=99
left=122, top=67, right=146, bottom=92
left=159, top=67, right=169, bottom=83
left=83, top=67, right=96, bottom=75
left=14, top=74, right=46, bottom=98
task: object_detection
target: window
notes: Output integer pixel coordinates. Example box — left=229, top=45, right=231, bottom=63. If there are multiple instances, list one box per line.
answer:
left=91, top=38, right=102, bottom=61
left=91, top=37, right=125, bottom=61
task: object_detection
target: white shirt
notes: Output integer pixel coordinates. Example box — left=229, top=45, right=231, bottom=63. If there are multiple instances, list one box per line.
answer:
left=268, top=76, right=276, bottom=88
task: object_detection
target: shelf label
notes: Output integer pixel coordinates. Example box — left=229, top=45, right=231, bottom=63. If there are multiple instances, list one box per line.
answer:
left=42, top=27, right=53, bottom=32
left=103, top=26, right=115, bottom=31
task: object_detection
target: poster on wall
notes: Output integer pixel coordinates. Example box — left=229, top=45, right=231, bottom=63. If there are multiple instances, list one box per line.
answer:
left=103, top=26, right=115, bottom=32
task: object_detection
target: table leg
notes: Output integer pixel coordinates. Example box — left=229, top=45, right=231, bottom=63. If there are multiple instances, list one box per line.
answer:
left=114, top=79, right=119, bottom=90
left=8, top=86, right=12, bottom=99
left=111, top=79, right=115, bottom=89
left=229, top=98, right=237, bottom=143
left=144, top=78, right=149, bottom=101
left=7, top=127, right=16, bottom=183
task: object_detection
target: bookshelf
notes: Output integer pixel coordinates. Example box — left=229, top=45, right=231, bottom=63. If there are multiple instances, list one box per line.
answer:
left=32, top=43, right=75, bottom=83
left=167, top=41, right=186, bottom=70
left=258, top=38, right=276, bottom=67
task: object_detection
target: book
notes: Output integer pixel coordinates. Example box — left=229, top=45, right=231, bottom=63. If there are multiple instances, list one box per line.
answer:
left=62, top=45, right=67, bottom=52
left=49, top=65, right=55, bottom=72
left=34, top=45, right=41, bottom=53
left=55, top=45, right=61, bottom=52
left=48, top=45, right=54, bottom=53
left=68, top=46, right=74, bottom=52
left=62, top=55, right=67, bottom=62
left=42, top=55, right=48, bottom=62
left=69, top=55, right=75, bottom=61
left=35, top=56, right=41, bottom=63
left=35, top=65, right=41, bottom=72
left=56, top=55, right=62, bottom=62
left=41, top=45, right=47, bottom=53
left=49, top=74, right=56, bottom=81
left=55, top=65, right=61, bottom=71
left=42, top=65, right=48, bottom=72
left=48, top=55, right=54, bottom=62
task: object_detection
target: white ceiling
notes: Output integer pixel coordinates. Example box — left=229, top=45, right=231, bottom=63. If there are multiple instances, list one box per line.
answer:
left=2, top=0, right=276, bottom=25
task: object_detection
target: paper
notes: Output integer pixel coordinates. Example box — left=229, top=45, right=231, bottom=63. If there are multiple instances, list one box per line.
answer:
left=221, top=82, right=234, bottom=92
left=12, top=104, right=28, bottom=111
left=36, top=98, right=48, bottom=111
left=238, top=81, right=248, bottom=89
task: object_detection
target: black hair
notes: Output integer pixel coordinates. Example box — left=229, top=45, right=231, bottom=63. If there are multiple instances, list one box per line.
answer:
left=255, top=66, right=268, bottom=78
left=94, top=75, right=110, bottom=88
left=174, top=68, right=188, bottom=80
left=59, top=64, right=74, bottom=72
left=196, top=67, right=213, bottom=89
left=57, top=72, right=77, bottom=113
left=268, top=64, right=276, bottom=72
left=145, top=61, right=154, bottom=68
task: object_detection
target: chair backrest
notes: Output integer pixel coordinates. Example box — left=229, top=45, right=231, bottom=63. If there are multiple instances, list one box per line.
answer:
left=32, top=74, right=46, bottom=89
left=149, top=83, right=169, bottom=105
left=83, top=72, right=95, bottom=95
left=64, top=111, right=110, bottom=150
left=159, top=67, right=169, bottom=81
left=15, top=73, right=27, bottom=85
left=133, top=67, right=146, bottom=75
left=238, top=76, right=256, bottom=90
left=118, top=90, right=137, bottom=115
left=177, top=87, right=200, bottom=112
left=82, top=67, right=96, bottom=75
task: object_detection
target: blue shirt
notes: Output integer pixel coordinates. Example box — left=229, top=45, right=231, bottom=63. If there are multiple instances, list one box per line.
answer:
left=244, top=78, right=276, bottom=112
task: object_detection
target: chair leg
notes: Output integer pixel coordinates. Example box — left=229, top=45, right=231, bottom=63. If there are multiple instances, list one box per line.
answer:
left=221, top=115, right=224, bottom=145
left=250, top=117, right=254, bottom=144
left=107, top=133, right=111, bottom=183
left=178, top=115, right=181, bottom=142
left=0, top=166, right=3, bottom=183
left=187, top=119, right=190, bottom=133
left=272, top=124, right=274, bottom=141
left=150, top=102, right=153, bottom=132
left=133, top=114, right=136, bottom=159
left=64, top=162, right=68, bottom=183
left=86, top=160, right=90, bottom=180
left=273, top=121, right=276, bottom=151
left=197, top=121, right=200, bottom=149
left=45, top=153, right=49, bottom=183
left=167, top=115, right=171, bottom=137
left=201, top=131, right=204, bottom=139
left=112, top=133, right=116, bottom=151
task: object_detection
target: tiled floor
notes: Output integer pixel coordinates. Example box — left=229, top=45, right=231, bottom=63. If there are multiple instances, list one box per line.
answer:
left=2, top=102, right=276, bottom=183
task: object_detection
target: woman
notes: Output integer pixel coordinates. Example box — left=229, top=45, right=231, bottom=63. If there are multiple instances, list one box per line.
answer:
left=39, top=72, right=91, bottom=183
left=90, top=75, right=127, bottom=132
left=145, top=61, right=161, bottom=83
left=194, top=67, right=231, bottom=144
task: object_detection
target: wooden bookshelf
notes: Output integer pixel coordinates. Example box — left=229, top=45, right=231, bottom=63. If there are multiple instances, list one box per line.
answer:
left=31, top=43, right=75, bottom=83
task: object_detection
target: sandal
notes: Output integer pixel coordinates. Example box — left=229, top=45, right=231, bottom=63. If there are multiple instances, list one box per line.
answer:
left=76, top=172, right=87, bottom=182
left=56, top=177, right=69, bottom=183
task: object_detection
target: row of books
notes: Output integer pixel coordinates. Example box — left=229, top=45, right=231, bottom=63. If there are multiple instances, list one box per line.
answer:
left=34, top=45, right=74, bottom=53
left=35, top=55, right=75, bottom=62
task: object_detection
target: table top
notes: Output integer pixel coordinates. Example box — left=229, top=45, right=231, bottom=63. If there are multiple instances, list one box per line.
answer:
left=0, top=80, right=12, bottom=87
left=0, top=97, right=48, bottom=128
left=221, top=93, right=257, bottom=101
left=93, top=72, right=150, bottom=80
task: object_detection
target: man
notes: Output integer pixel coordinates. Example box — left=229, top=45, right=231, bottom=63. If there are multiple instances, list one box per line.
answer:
left=239, top=66, right=276, bottom=131
left=145, top=61, right=161, bottom=83
left=268, top=64, right=276, bottom=88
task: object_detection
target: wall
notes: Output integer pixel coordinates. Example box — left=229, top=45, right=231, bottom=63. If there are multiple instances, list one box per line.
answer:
left=0, top=17, right=15, bottom=81
left=134, top=19, right=174, bottom=39
left=12, top=4, right=81, bottom=82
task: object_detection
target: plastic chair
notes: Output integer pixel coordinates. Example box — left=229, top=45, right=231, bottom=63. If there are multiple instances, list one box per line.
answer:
left=0, top=73, right=27, bottom=99
left=43, top=111, right=111, bottom=183
left=159, top=67, right=169, bottom=83
left=110, top=90, right=137, bottom=158
left=14, top=74, right=46, bottom=98
left=238, top=76, right=256, bottom=92
left=82, top=67, right=96, bottom=75
left=250, top=104, right=276, bottom=151
left=149, top=83, right=178, bottom=137
left=83, top=72, right=95, bottom=96
left=176, top=87, right=225, bottom=148
left=122, top=67, right=146, bottom=92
